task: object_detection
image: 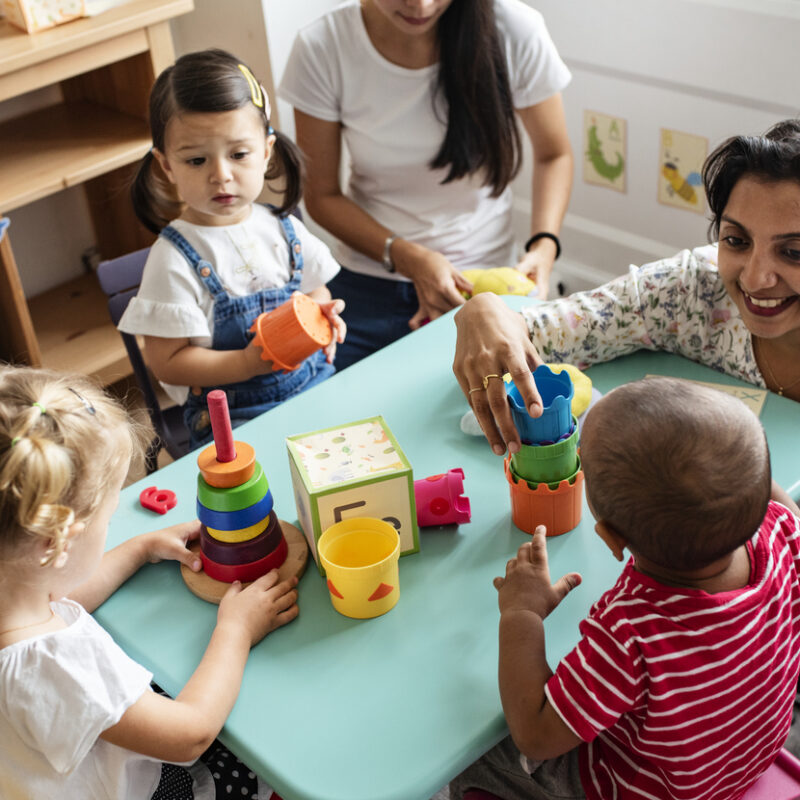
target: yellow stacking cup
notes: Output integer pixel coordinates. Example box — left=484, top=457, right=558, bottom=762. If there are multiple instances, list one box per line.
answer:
left=318, top=518, right=401, bottom=619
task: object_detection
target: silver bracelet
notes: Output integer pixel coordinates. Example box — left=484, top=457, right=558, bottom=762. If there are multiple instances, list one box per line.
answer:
left=381, top=235, right=397, bottom=273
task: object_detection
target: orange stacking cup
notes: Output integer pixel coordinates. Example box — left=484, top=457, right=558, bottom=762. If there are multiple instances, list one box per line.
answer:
left=504, top=456, right=583, bottom=537
left=250, top=292, right=333, bottom=372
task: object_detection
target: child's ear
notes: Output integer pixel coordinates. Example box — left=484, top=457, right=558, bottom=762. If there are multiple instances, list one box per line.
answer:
left=264, top=133, right=276, bottom=168
left=595, top=521, right=627, bottom=562
left=151, top=148, right=176, bottom=185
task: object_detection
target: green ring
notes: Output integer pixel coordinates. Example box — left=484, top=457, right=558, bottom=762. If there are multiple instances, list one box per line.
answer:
left=197, top=461, right=269, bottom=512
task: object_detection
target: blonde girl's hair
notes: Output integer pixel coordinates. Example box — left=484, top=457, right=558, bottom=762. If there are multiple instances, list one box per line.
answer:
left=0, top=366, right=146, bottom=565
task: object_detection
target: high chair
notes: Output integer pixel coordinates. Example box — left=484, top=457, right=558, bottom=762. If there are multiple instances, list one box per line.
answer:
left=462, top=747, right=800, bottom=800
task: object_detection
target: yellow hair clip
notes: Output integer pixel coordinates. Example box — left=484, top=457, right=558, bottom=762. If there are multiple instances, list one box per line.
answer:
left=237, top=63, right=263, bottom=109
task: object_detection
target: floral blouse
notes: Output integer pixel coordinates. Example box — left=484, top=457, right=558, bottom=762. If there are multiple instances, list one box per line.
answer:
left=522, top=244, right=766, bottom=389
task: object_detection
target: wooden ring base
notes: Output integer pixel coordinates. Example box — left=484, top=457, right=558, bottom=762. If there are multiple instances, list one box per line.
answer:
left=181, top=520, right=309, bottom=604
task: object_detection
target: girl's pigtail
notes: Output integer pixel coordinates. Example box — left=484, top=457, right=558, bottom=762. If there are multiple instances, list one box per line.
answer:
left=266, top=129, right=306, bottom=216
left=0, top=412, right=74, bottom=564
left=131, top=150, right=183, bottom=234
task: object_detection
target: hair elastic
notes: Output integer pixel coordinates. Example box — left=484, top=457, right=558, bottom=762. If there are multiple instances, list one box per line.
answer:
left=67, top=387, right=96, bottom=415
left=10, top=437, right=20, bottom=448
left=237, top=64, right=264, bottom=109
left=32, top=402, right=46, bottom=415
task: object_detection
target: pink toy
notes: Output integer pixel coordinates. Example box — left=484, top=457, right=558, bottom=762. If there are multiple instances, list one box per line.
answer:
left=207, top=389, right=236, bottom=462
left=139, top=486, right=177, bottom=515
left=414, top=468, right=471, bottom=527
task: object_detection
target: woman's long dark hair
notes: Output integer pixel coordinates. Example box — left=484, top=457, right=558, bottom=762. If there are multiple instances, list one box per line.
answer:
left=132, top=49, right=304, bottom=233
left=431, top=0, right=522, bottom=197
left=703, top=118, right=800, bottom=241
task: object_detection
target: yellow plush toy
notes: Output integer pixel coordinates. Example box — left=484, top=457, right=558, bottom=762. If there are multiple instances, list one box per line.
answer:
left=461, top=267, right=537, bottom=299
left=547, top=363, right=593, bottom=417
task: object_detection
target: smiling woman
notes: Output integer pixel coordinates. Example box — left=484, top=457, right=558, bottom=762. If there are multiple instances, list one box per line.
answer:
left=452, top=119, right=800, bottom=456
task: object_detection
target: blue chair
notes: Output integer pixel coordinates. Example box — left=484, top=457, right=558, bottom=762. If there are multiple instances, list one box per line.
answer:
left=97, top=248, right=191, bottom=473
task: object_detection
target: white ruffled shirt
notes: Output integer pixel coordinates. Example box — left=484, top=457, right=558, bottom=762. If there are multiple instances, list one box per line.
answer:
left=0, top=599, right=160, bottom=800
left=118, top=205, right=340, bottom=404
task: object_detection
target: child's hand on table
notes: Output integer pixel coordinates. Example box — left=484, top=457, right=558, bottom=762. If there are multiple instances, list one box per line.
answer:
left=494, top=525, right=581, bottom=620
left=141, top=520, right=203, bottom=573
left=217, top=571, right=300, bottom=647
left=318, top=297, right=347, bottom=364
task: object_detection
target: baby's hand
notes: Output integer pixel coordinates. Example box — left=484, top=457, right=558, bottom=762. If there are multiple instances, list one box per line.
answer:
left=493, top=526, right=581, bottom=619
left=317, top=298, right=347, bottom=364
left=217, top=571, right=299, bottom=647
left=141, top=520, right=202, bottom=573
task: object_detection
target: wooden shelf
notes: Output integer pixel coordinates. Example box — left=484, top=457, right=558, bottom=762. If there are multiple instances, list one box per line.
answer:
left=28, top=272, right=130, bottom=385
left=0, top=101, right=150, bottom=212
left=0, top=0, right=193, bottom=380
left=0, top=0, right=193, bottom=101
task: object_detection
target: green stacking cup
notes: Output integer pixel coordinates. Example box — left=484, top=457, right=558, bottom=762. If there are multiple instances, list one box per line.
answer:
left=510, top=417, right=579, bottom=484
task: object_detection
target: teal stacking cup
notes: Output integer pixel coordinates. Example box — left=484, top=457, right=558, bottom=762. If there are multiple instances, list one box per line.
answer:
left=510, top=416, right=579, bottom=484
left=506, top=364, right=573, bottom=444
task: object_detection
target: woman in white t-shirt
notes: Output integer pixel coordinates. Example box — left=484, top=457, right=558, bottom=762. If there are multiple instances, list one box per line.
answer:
left=279, top=0, right=573, bottom=369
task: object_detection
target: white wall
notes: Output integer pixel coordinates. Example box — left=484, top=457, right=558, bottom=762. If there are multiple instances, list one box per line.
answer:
left=526, top=0, right=800, bottom=292
left=8, top=0, right=800, bottom=298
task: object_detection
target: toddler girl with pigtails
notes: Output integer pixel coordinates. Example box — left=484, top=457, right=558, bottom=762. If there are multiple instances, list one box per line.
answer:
left=0, top=365, right=292, bottom=798
left=120, top=48, right=346, bottom=448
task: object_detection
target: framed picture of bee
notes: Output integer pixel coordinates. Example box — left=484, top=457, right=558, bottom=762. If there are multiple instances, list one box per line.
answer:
left=658, top=128, right=708, bottom=214
left=583, top=110, right=627, bottom=193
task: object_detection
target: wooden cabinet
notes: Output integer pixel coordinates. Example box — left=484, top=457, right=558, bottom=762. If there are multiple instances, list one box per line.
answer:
left=0, top=0, right=193, bottom=384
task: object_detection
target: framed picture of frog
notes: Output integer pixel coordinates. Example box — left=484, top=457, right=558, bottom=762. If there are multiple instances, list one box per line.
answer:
left=583, top=110, right=627, bottom=193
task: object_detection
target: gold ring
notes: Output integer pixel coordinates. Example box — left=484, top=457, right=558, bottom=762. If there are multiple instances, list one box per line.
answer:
left=468, top=386, right=484, bottom=395
left=482, top=374, right=502, bottom=389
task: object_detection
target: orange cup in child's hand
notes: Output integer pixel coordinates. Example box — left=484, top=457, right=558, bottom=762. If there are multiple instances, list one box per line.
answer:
left=249, top=292, right=333, bottom=372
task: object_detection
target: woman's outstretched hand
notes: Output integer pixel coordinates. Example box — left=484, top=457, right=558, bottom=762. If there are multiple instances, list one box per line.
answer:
left=452, top=293, right=545, bottom=454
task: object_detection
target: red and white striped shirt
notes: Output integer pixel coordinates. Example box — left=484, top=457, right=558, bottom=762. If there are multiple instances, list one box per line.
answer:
left=546, top=501, right=800, bottom=800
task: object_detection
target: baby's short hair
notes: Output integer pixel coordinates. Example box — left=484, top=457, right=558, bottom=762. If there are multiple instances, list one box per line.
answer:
left=580, top=377, right=771, bottom=571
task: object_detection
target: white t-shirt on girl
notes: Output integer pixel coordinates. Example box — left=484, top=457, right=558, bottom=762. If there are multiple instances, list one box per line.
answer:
left=0, top=599, right=161, bottom=800
left=118, top=204, right=340, bottom=404
left=279, top=0, right=571, bottom=280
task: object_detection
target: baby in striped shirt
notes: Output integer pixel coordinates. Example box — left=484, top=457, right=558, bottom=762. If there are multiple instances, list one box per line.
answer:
left=451, top=376, right=800, bottom=800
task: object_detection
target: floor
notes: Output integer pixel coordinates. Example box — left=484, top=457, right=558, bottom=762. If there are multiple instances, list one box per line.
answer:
left=115, top=377, right=800, bottom=798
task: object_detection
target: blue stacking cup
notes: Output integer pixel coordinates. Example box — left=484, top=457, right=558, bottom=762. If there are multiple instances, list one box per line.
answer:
left=506, top=364, right=574, bottom=444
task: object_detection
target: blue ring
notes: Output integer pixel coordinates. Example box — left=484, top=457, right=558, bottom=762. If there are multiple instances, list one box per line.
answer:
left=197, top=489, right=274, bottom=530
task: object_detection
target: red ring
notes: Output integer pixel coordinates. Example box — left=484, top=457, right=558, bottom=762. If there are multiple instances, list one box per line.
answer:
left=200, top=535, right=288, bottom=583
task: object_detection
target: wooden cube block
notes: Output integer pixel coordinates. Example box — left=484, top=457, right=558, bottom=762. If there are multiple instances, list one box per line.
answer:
left=286, top=416, right=419, bottom=574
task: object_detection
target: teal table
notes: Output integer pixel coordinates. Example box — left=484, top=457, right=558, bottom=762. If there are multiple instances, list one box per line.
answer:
left=99, top=299, right=800, bottom=800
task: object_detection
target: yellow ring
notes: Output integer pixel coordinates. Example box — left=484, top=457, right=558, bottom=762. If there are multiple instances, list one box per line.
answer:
left=468, top=386, right=484, bottom=395
left=482, top=373, right=502, bottom=389
left=206, top=517, right=270, bottom=543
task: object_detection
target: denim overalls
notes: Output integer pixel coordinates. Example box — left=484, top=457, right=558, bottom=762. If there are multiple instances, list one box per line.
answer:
left=160, top=213, right=335, bottom=449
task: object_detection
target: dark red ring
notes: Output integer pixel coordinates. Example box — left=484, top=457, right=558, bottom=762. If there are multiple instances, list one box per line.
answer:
left=200, top=511, right=281, bottom=565
left=200, top=534, right=289, bottom=583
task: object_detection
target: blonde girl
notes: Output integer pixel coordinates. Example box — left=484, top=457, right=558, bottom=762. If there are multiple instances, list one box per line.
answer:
left=0, top=366, right=296, bottom=799
left=121, top=49, right=346, bottom=449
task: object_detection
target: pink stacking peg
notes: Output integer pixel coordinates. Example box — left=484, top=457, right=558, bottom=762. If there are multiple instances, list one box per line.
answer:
left=414, top=468, right=471, bottom=527
left=207, top=389, right=236, bottom=463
